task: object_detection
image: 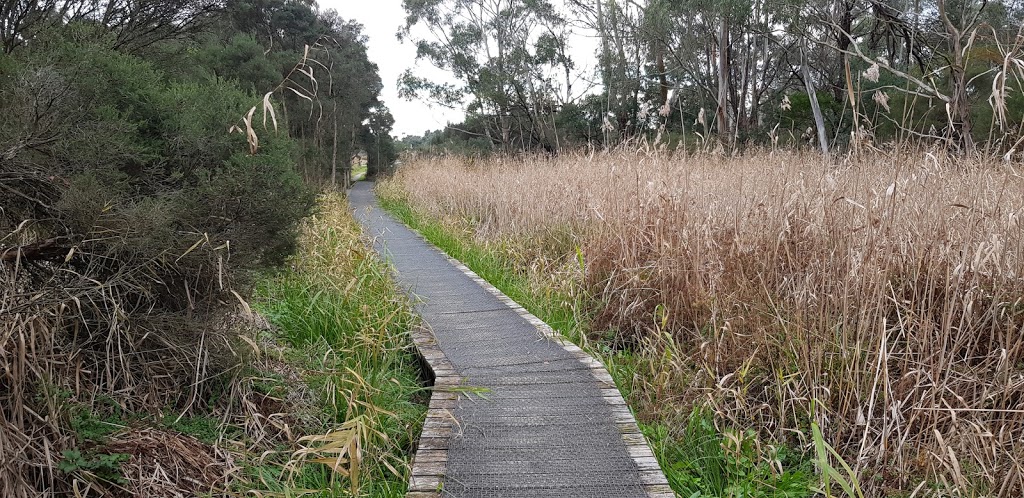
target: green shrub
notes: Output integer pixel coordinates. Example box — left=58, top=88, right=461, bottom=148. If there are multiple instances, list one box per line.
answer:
left=57, top=450, right=129, bottom=486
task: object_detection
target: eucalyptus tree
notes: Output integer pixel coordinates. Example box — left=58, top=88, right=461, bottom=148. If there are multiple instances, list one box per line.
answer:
left=399, top=0, right=575, bottom=152
left=634, top=0, right=797, bottom=144
left=408, top=0, right=1024, bottom=152
left=1, top=0, right=218, bottom=53
left=362, top=104, right=399, bottom=178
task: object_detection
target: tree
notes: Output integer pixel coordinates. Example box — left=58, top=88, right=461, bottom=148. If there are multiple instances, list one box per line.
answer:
left=408, top=0, right=1024, bottom=153
left=362, top=105, right=398, bottom=178
left=0, top=0, right=219, bottom=54
left=400, top=0, right=575, bottom=152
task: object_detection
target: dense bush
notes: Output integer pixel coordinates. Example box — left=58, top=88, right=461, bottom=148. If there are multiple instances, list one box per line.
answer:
left=0, top=29, right=315, bottom=496
left=2, top=31, right=314, bottom=282
left=1, top=0, right=407, bottom=493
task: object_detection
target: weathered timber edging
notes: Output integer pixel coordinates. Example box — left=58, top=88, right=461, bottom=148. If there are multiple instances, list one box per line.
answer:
left=405, top=326, right=461, bottom=496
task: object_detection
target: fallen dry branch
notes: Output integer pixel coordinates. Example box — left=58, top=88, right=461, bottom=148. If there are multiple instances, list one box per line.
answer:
left=0, top=237, right=73, bottom=263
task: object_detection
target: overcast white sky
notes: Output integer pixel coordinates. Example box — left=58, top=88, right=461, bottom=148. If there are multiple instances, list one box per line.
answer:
left=322, top=0, right=600, bottom=138
left=322, top=1, right=464, bottom=138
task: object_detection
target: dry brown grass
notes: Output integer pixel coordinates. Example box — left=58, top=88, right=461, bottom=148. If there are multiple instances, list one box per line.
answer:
left=0, top=273, right=232, bottom=497
left=384, top=149, right=1024, bottom=496
left=105, top=428, right=235, bottom=496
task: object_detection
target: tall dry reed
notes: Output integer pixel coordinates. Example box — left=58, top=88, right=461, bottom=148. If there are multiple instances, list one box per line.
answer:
left=385, top=150, right=1024, bottom=495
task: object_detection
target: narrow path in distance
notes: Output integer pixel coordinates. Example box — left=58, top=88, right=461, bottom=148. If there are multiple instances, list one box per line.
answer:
left=350, top=182, right=671, bottom=498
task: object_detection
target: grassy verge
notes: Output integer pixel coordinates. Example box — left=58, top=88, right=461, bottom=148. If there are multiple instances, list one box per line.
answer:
left=376, top=186, right=812, bottom=497
left=242, top=191, right=427, bottom=497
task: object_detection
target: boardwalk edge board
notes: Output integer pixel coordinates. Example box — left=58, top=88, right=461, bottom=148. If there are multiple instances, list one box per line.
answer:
left=406, top=325, right=459, bottom=497
left=394, top=227, right=674, bottom=498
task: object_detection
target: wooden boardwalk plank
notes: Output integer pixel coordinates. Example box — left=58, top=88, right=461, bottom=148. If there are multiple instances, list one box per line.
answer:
left=350, top=183, right=673, bottom=498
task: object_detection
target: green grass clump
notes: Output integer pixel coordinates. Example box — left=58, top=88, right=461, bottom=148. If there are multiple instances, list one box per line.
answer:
left=57, top=450, right=129, bottom=486
left=643, top=410, right=812, bottom=497
left=161, top=415, right=229, bottom=445
left=250, top=191, right=427, bottom=497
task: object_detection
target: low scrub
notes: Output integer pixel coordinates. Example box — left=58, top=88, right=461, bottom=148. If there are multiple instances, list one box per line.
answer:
left=379, top=150, right=1024, bottom=496
left=1, top=186, right=425, bottom=495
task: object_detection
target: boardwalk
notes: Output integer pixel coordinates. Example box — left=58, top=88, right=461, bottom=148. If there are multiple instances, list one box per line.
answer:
left=350, top=183, right=672, bottom=498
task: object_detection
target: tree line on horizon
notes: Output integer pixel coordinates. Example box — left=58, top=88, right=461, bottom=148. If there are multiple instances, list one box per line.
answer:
left=398, top=0, right=1024, bottom=156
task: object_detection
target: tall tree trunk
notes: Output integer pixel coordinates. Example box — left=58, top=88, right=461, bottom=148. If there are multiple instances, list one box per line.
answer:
left=937, top=0, right=975, bottom=152
left=331, top=101, right=338, bottom=187
left=752, top=12, right=768, bottom=129
left=656, top=45, right=669, bottom=108
left=596, top=0, right=612, bottom=88
left=716, top=15, right=730, bottom=140
left=496, top=28, right=511, bottom=151
left=737, top=28, right=752, bottom=146
left=834, top=1, right=855, bottom=101
left=594, top=0, right=621, bottom=142
left=610, top=3, right=630, bottom=133
left=347, top=126, right=356, bottom=188
left=802, top=46, right=830, bottom=156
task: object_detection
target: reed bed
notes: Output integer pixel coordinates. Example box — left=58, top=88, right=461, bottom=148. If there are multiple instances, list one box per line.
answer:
left=381, top=150, right=1024, bottom=496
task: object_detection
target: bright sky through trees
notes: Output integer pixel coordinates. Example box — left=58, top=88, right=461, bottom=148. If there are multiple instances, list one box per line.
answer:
left=335, top=1, right=467, bottom=137
left=332, top=0, right=599, bottom=138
